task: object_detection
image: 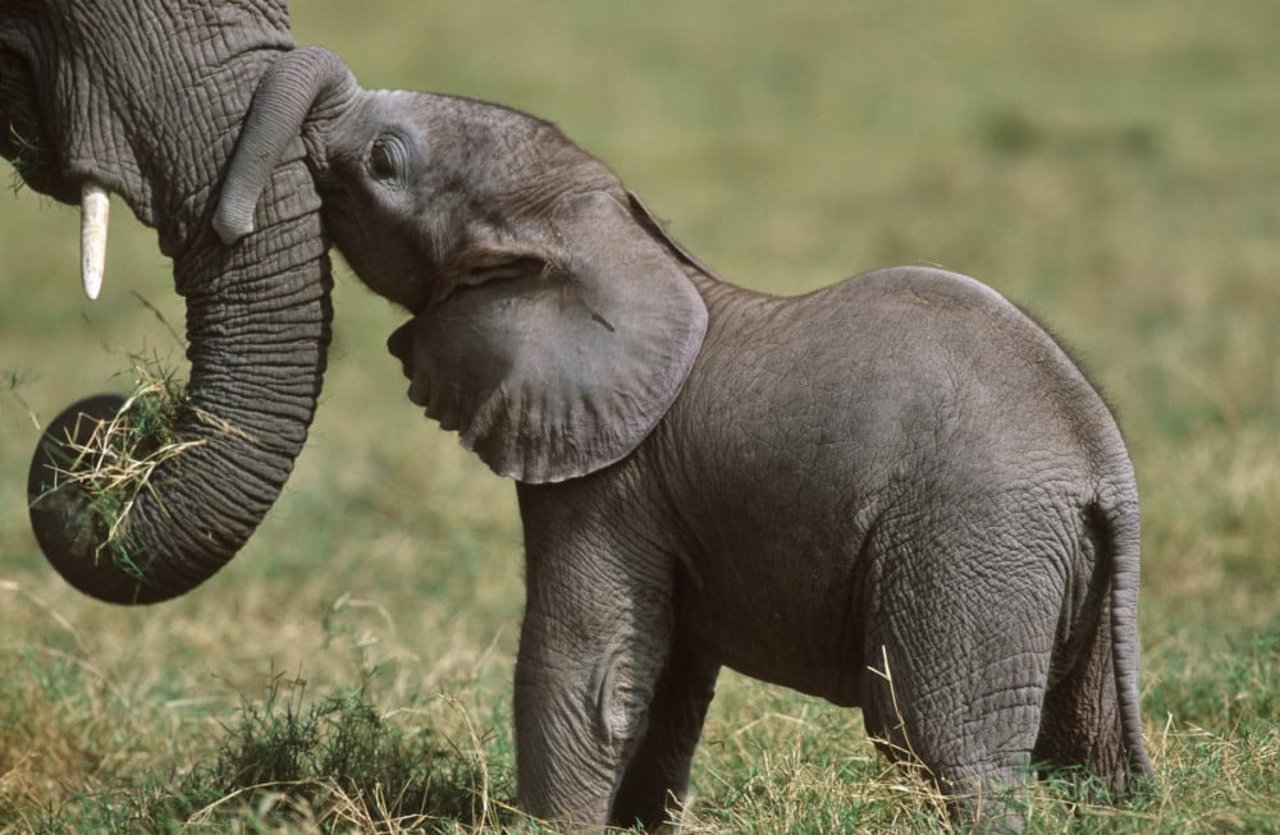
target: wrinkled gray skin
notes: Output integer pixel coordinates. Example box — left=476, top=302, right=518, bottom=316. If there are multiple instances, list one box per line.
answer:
left=1, top=1, right=332, bottom=604
left=218, top=48, right=1154, bottom=830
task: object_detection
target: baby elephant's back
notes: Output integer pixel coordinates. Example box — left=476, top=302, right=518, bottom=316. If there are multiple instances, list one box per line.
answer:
left=681, top=265, right=1128, bottom=509
left=827, top=266, right=1124, bottom=486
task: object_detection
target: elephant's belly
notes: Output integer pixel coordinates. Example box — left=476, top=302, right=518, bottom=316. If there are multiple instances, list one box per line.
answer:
left=676, top=554, right=868, bottom=708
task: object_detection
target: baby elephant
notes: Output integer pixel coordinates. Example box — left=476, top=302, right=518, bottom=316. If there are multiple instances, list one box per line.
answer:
left=217, top=48, right=1153, bottom=830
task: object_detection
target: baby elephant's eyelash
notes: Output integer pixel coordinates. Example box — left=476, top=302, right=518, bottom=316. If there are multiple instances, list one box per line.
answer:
left=368, top=135, right=407, bottom=178
left=460, top=254, right=546, bottom=285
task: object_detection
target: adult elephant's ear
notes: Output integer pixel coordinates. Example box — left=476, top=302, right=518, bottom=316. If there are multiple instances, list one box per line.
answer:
left=397, top=190, right=708, bottom=483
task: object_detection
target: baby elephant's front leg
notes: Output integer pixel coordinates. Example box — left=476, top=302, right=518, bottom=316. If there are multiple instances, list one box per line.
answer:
left=513, top=531, right=674, bottom=829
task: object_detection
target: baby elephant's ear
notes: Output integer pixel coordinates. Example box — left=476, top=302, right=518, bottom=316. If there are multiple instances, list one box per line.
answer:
left=408, top=191, right=708, bottom=483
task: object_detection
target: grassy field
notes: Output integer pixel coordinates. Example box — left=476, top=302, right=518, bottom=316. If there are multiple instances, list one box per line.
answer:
left=2, top=1, right=1277, bottom=831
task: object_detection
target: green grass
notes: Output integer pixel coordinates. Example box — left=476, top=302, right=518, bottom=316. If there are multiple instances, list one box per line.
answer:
left=2, top=1, right=1278, bottom=831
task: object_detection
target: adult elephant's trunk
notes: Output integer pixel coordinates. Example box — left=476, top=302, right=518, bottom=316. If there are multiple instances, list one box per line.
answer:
left=29, top=156, right=331, bottom=605
left=6, top=3, right=332, bottom=604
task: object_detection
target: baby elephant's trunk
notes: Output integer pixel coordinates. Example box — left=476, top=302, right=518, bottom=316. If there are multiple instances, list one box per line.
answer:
left=215, top=47, right=359, bottom=245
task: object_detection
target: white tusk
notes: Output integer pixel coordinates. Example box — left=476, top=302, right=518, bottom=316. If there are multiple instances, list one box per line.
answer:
left=80, top=182, right=110, bottom=300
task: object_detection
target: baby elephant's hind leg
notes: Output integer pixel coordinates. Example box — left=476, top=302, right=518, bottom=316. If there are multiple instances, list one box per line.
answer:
left=1034, top=596, right=1132, bottom=794
left=860, top=535, right=1066, bottom=828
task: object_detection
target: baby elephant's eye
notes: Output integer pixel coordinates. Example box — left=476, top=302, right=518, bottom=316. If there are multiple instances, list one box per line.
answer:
left=368, top=136, right=405, bottom=180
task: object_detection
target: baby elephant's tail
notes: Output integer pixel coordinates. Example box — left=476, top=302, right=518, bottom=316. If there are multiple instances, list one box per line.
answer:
left=1100, top=495, right=1155, bottom=790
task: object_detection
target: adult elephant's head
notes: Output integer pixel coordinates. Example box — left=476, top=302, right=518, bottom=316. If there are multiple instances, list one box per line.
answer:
left=2, top=1, right=332, bottom=604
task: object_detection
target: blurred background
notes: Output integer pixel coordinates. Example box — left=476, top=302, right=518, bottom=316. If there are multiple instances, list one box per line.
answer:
left=1, top=1, right=1276, bottom=829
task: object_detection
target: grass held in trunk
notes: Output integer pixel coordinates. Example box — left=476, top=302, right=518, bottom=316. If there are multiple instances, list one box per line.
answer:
left=4, top=125, right=46, bottom=195
left=33, top=358, right=201, bottom=581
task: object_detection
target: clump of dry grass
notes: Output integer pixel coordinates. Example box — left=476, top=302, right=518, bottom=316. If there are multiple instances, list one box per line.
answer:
left=173, top=676, right=505, bottom=832
left=40, top=357, right=199, bottom=580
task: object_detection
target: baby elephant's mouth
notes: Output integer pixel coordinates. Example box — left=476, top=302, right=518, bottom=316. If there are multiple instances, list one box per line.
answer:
left=386, top=319, right=416, bottom=380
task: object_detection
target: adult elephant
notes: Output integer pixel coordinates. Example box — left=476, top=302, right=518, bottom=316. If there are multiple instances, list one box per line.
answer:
left=1, top=1, right=331, bottom=604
